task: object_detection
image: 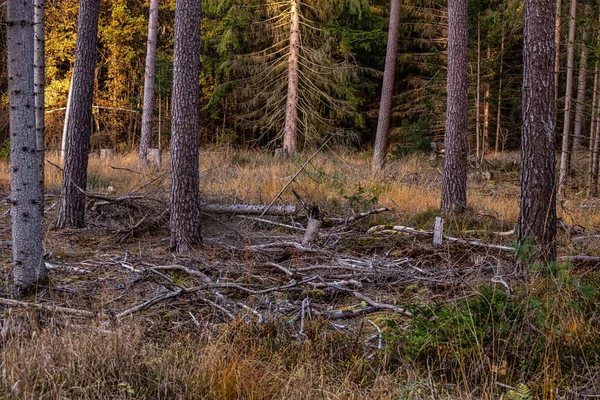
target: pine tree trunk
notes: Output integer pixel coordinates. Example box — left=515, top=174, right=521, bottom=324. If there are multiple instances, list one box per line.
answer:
left=558, top=0, right=577, bottom=197
left=7, top=0, right=47, bottom=294
left=475, top=15, right=481, bottom=165
left=572, top=24, right=587, bottom=152
left=283, top=0, right=300, bottom=154
left=495, top=29, right=504, bottom=153
left=589, top=63, right=600, bottom=195
left=34, top=0, right=45, bottom=212
left=554, top=0, right=562, bottom=131
left=482, top=44, right=490, bottom=163
left=520, top=0, right=557, bottom=263
left=441, top=0, right=468, bottom=215
left=170, top=0, right=202, bottom=253
left=372, top=0, right=402, bottom=173
left=138, top=0, right=159, bottom=166
left=56, top=0, right=100, bottom=228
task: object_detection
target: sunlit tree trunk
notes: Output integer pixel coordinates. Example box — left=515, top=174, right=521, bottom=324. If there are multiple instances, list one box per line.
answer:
left=138, top=0, right=159, bottom=166
left=373, top=0, right=402, bottom=173
left=170, top=0, right=202, bottom=252
left=558, top=0, right=576, bottom=197
left=7, top=0, right=47, bottom=294
left=60, top=74, right=73, bottom=163
left=520, top=0, right=557, bottom=263
left=571, top=24, right=587, bottom=152
left=34, top=0, right=45, bottom=212
left=372, top=0, right=402, bottom=173
left=482, top=44, right=490, bottom=163
left=56, top=0, right=100, bottom=228
left=441, top=0, right=468, bottom=215
left=283, top=0, right=300, bottom=154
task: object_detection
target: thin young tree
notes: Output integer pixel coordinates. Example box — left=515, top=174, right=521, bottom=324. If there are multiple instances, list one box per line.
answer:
left=558, top=0, right=576, bottom=197
left=571, top=22, right=588, bottom=151
left=138, top=0, right=160, bottom=166
left=170, top=0, right=201, bottom=252
left=7, top=0, right=47, bottom=293
left=519, top=0, right=557, bottom=263
left=441, top=0, right=468, bottom=215
left=34, top=0, right=45, bottom=211
left=372, top=0, right=402, bottom=174
left=56, top=0, right=100, bottom=228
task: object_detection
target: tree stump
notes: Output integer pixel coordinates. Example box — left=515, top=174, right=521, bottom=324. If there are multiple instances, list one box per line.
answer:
left=147, top=148, right=162, bottom=169
left=100, top=149, right=115, bottom=161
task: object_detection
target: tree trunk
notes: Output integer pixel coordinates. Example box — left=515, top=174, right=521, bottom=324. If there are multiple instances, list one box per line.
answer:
left=34, top=0, right=45, bottom=213
left=589, top=64, right=600, bottom=195
left=61, top=74, right=74, bottom=163
left=520, top=0, right=557, bottom=263
left=440, top=0, right=468, bottom=215
left=283, top=0, right=300, bottom=154
left=138, top=0, right=159, bottom=166
left=554, top=0, right=562, bottom=131
left=7, top=0, right=47, bottom=294
left=572, top=24, right=588, bottom=152
left=56, top=0, right=100, bottom=228
left=558, top=0, right=576, bottom=197
left=482, top=44, right=490, bottom=163
left=170, top=0, right=202, bottom=253
left=495, top=28, right=505, bottom=153
left=372, top=0, right=402, bottom=173
left=475, top=15, right=481, bottom=165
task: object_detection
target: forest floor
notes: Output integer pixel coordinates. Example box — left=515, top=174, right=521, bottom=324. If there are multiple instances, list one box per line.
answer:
left=0, top=149, right=600, bottom=399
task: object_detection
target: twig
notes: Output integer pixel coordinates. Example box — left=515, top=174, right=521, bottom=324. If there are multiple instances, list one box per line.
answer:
left=198, top=295, right=235, bottom=320
left=0, top=297, right=96, bottom=318
left=115, top=289, right=183, bottom=320
left=367, top=319, right=383, bottom=350
left=110, top=165, right=141, bottom=174
left=238, top=216, right=305, bottom=232
left=140, top=262, right=212, bottom=283
left=353, top=292, right=413, bottom=318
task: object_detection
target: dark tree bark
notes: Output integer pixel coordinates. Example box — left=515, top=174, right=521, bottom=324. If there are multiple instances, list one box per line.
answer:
left=56, top=0, right=100, bottom=228
left=519, top=0, right=557, bottom=263
left=34, top=0, right=45, bottom=212
left=138, top=0, right=160, bottom=166
left=170, top=0, right=201, bottom=252
left=440, top=0, right=468, bottom=215
left=7, top=0, right=47, bottom=294
left=372, top=0, right=402, bottom=173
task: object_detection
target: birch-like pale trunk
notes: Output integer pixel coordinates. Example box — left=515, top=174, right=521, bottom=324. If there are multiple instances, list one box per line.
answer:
left=33, top=0, right=45, bottom=212
left=372, top=0, right=402, bottom=173
left=138, top=0, right=160, bottom=166
left=558, top=0, right=576, bottom=197
left=7, top=0, right=47, bottom=294
left=283, top=0, right=300, bottom=154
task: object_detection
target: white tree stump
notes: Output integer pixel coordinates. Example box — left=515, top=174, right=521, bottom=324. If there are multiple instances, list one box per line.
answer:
left=100, top=149, right=115, bottom=161
left=433, top=217, right=444, bottom=246
left=147, top=148, right=162, bottom=169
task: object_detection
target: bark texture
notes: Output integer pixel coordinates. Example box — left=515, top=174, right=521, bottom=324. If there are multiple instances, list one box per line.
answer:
left=7, top=0, right=47, bottom=293
left=34, top=0, right=45, bottom=212
left=372, top=0, right=402, bottom=173
left=519, top=0, right=557, bottom=263
left=138, top=0, right=160, bottom=165
left=558, top=0, right=576, bottom=197
left=283, top=0, right=300, bottom=154
left=571, top=25, right=587, bottom=151
left=440, top=0, right=468, bottom=215
left=170, top=0, right=202, bottom=253
left=56, top=0, right=100, bottom=228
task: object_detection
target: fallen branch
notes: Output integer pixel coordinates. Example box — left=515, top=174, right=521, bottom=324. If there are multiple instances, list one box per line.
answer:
left=202, top=203, right=297, bottom=216
left=110, top=165, right=141, bottom=174
left=0, top=297, right=97, bottom=318
left=238, top=216, right=305, bottom=232
left=353, top=292, right=413, bottom=318
left=115, top=289, right=183, bottom=320
left=558, top=255, right=600, bottom=263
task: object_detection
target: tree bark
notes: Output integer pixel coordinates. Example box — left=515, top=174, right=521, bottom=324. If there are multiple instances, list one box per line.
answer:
left=372, top=0, right=402, bottom=173
left=495, top=28, right=505, bottom=153
left=589, top=64, right=600, bottom=195
left=520, top=0, right=557, bottom=263
left=7, top=0, right=47, bottom=294
left=138, top=0, right=160, bottom=166
left=440, top=0, right=468, bottom=215
left=170, top=0, right=202, bottom=252
left=33, top=0, right=45, bottom=212
left=283, top=0, right=300, bottom=154
left=572, top=24, right=588, bottom=152
left=554, top=0, right=562, bottom=132
left=56, top=0, right=100, bottom=228
left=558, top=0, right=576, bottom=197
left=475, top=15, right=481, bottom=165
left=61, top=74, right=73, bottom=163
left=482, top=44, right=490, bottom=163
